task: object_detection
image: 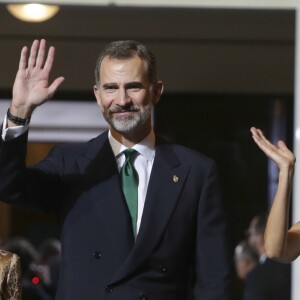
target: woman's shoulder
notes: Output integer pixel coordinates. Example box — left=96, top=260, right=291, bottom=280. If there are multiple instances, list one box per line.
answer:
left=0, top=250, right=22, bottom=300
left=0, top=249, right=13, bottom=258
left=0, top=249, right=19, bottom=264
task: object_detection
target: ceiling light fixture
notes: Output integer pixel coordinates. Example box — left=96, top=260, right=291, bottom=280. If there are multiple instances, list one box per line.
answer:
left=6, top=3, right=60, bottom=23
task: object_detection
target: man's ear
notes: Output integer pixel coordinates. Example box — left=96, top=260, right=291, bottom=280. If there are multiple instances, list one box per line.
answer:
left=93, top=85, right=102, bottom=106
left=153, top=81, right=164, bottom=104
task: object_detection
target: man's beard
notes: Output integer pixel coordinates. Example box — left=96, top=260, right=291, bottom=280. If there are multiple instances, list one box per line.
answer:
left=103, top=104, right=152, bottom=133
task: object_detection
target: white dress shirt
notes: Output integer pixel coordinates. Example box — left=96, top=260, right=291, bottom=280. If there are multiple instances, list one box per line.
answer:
left=108, top=130, right=155, bottom=235
left=1, top=115, right=29, bottom=141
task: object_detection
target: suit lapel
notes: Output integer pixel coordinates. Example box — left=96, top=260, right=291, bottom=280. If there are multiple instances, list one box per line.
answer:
left=110, top=140, right=190, bottom=284
left=76, top=133, right=134, bottom=259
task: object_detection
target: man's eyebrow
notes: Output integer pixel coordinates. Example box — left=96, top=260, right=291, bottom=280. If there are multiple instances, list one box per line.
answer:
left=125, top=82, right=144, bottom=88
left=102, top=82, right=118, bottom=89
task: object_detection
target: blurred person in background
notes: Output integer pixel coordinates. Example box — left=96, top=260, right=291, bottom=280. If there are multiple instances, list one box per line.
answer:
left=245, top=214, right=290, bottom=300
left=234, top=240, right=258, bottom=281
left=37, top=238, right=61, bottom=298
left=233, top=240, right=258, bottom=300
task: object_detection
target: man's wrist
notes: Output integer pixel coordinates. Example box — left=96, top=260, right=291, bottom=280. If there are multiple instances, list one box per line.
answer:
left=7, top=108, right=31, bottom=126
left=9, top=103, right=34, bottom=118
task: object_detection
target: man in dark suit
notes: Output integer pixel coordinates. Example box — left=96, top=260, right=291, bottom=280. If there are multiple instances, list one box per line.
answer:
left=0, top=39, right=230, bottom=299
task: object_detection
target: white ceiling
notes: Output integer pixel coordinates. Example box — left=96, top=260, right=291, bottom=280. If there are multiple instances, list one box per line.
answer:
left=0, top=0, right=299, bottom=9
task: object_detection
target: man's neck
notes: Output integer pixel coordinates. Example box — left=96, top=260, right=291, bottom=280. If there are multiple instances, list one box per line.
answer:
left=110, top=127, right=152, bottom=148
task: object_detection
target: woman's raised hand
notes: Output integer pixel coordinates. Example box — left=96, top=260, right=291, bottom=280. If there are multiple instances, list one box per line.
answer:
left=250, top=127, right=295, bottom=171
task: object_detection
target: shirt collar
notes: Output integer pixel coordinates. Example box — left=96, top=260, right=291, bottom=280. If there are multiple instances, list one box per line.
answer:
left=108, top=130, right=156, bottom=162
left=259, top=253, right=267, bottom=264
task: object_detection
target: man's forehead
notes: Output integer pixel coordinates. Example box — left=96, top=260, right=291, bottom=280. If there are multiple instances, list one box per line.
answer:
left=99, top=55, right=148, bottom=82
left=100, top=55, right=145, bottom=66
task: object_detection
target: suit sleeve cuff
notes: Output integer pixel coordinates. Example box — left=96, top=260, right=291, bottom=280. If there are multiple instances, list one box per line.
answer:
left=2, top=115, right=29, bottom=141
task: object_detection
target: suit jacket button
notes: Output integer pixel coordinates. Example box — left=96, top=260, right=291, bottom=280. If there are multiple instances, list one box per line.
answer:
left=139, top=293, right=148, bottom=300
left=93, top=251, right=101, bottom=259
left=158, top=264, right=167, bottom=273
left=105, top=285, right=113, bottom=293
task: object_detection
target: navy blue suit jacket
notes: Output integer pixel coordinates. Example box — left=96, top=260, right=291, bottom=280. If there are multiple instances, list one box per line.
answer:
left=0, top=130, right=230, bottom=300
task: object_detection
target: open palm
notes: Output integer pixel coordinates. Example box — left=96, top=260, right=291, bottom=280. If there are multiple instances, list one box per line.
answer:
left=12, top=39, right=64, bottom=114
left=250, top=127, right=295, bottom=171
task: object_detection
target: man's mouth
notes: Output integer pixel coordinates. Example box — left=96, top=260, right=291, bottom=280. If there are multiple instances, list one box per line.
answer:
left=110, top=107, right=139, bottom=114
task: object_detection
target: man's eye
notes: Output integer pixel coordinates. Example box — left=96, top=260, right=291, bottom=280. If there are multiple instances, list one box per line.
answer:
left=128, top=87, right=141, bottom=92
left=105, top=87, right=117, bottom=92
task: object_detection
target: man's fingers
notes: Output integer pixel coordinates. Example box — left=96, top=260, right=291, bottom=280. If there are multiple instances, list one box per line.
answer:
left=15, top=39, right=64, bottom=101
left=36, top=39, right=47, bottom=68
left=43, top=46, right=55, bottom=73
left=18, top=46, right=28, bottom=70
left=48, top=77, right=65, bottom=98
left=18, top=39, right=49, bottom=70
left=28, top=40, right=40, bottom=68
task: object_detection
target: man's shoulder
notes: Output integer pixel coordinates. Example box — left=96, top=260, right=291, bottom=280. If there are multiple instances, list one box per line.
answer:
left=156, top=137, right=215, bottom=165
left=55, top=131, right=109, bottom=156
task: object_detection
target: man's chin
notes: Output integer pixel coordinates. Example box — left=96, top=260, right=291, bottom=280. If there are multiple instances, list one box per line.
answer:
left=111, top=121, right=138, bottom=133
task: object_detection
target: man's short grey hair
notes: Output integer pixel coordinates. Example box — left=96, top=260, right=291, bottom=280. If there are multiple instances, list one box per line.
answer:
left=94, top=40, right=158, bottom=87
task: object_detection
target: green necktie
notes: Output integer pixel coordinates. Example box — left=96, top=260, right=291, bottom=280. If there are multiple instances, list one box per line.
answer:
left=121, top=148, right=138, bottom=236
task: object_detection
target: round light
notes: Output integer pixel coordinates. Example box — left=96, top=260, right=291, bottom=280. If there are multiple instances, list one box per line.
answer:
left=6, top=3, right=60, bottom=23
left=31, top=276, right=40, bottom=285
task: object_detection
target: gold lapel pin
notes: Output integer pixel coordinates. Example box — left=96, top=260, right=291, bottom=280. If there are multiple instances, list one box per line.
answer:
left=173, top=175, right=179, bottom=182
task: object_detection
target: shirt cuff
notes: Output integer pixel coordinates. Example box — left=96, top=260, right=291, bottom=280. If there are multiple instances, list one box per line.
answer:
left=2, top=115, right=29, bottom=141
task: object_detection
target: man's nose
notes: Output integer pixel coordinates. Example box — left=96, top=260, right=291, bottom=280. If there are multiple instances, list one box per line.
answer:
left=117, top=89, right=131, bottom=105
